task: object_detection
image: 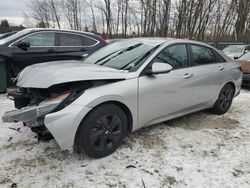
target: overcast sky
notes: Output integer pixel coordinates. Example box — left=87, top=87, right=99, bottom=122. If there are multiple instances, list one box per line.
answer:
left=0, top=0, right=30, bottom=25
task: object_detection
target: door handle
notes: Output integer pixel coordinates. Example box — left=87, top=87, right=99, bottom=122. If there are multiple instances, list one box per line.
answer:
left=47, top=49, right=57, bottom=53
left=82, top=53, right=89, bottom=58
left=218, top=66, right=224, bottom=71
left=182, top=73, right=193, bottom=79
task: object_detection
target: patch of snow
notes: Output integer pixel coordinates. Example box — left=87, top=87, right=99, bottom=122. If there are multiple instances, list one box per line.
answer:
left=0, top=89, right=250, bottom=187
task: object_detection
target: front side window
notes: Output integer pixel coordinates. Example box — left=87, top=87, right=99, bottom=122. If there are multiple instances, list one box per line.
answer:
left=20, top=32, right=55, bottom=46
left=59, top=33, right=82, bottom=46
left=191, top=45, right=216, bottom=65
left=153, top=44, right=188, bottom=69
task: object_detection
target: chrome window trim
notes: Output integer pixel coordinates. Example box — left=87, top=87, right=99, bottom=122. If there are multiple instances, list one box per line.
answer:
left=136, top=40, right=222, bottom=77
left=8, top=31, right=99, bottom=48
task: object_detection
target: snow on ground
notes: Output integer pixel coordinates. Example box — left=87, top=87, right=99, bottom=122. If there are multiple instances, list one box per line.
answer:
left=0, top=89, right=250, bottom=188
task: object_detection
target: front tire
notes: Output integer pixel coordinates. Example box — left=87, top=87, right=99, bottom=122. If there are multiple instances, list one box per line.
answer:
left=76, top=104, right=127, bottom=158
left=211, top=84, right=235, bottom=115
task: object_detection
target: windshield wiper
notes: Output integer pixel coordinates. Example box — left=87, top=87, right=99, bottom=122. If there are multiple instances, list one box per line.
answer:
left=119, top=56, right=142, bottom=70
left=94, top=50, right=120, bottom=64
left=120, top=44, right=160, bottom=70
left=98, top=43, right=143, bottom=66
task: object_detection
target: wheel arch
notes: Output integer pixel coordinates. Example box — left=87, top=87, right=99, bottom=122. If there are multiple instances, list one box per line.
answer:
left=74, top=100, right=134, bottom=150
left=224, top=81, right=236, bottom=95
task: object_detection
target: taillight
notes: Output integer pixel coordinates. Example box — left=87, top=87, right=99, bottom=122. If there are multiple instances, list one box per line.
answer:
left=100, top=37, right=107, bottom=45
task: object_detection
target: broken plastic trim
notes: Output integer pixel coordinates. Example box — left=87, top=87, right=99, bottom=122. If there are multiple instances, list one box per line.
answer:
left=2, top=86, right=87, bottom=123
left=2, top=102, right=59, bottom=123
left=2, top=91, right=73, bottom=123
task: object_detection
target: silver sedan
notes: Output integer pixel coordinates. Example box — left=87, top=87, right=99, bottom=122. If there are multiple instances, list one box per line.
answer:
left=2, top=38, right=242, bottom=158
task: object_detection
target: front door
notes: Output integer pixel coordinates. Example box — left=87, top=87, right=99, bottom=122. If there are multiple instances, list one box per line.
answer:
left=138, top=44, right=194, bottom=127
left=12, top=32, right=58, bottom=70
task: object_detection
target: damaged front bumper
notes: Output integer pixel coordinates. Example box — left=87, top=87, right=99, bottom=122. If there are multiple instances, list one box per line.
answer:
left=2, top=103, right=58, bottom=123
left=1, top=88, right=93, bottom=152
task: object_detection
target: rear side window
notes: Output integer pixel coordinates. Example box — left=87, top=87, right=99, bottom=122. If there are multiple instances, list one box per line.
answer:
left=153, top=44, right=188, bottom=69
left=20, top=32, right=55, bottom=46
left=190, top=45, right=216, bottom=65
left=59, top=33, right=82, bottom=46
left=83, top=36, right=98, bottom=46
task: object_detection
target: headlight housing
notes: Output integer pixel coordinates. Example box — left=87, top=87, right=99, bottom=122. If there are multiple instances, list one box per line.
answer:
left=41, top=87, right=86, bottom=112
left=40, top=92, right=71, bottom=105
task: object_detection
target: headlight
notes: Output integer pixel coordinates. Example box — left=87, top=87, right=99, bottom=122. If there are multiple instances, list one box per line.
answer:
left=40, top=92, right=71, bottom=105
left=40, top=87, right=86, bottom=112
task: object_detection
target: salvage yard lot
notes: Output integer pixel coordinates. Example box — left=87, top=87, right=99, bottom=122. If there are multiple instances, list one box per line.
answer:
left=0, top=89, right=250, bottom=188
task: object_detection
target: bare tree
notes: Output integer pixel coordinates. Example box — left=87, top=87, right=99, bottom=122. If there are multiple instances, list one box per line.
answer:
left=25, top=0, right=250, bottom=41
left=61, top=0, right=82, bottom=30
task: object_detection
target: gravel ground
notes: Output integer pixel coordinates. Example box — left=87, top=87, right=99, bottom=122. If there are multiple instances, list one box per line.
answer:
left=0, top=88, right=250, bottom=188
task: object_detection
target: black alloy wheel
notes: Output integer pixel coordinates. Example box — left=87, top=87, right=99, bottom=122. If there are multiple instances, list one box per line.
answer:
left=76, top=104, right=127, bottom=158
left=211, top=84, right=235, bottom=115
left=90, top=114, right=123, bottom=152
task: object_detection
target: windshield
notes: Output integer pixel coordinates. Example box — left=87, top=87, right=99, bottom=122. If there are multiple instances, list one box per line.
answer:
left=83, top=41, right=159, bottom=70
left=0, top=31, right=16, bottom=40
left=0, top=29, right=32, bottom=45
left=239, top=52, right=250, bottom=60
left=222, top=45, right=245, bottom=53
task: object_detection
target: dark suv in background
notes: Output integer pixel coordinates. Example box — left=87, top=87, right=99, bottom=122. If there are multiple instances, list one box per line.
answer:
left=0, top=28, right=107, bottom=81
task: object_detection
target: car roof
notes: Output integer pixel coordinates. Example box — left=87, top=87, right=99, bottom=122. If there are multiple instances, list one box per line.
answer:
left=115, top=37, right=212, bottom=47
left=21, top=28, right=98, bottom=36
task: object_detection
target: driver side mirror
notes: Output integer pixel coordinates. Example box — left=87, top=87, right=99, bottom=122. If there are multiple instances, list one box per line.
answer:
left=148, top=62, right=173, bottom=75
left=16, top=42, right=30, bottom=51
left=244, top=50, right=249, bottom=54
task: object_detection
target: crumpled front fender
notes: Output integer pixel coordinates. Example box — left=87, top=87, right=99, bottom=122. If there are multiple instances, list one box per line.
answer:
left=44, top=104, right=93, bottom=152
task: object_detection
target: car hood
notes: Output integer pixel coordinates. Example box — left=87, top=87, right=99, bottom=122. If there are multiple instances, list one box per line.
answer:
left=17, top=60, right=129, bottom=88
left=223, top=52, right=242, bottom=58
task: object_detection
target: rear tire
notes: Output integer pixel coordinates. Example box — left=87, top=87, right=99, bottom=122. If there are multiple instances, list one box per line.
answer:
left=210, top=84, right=235, bottom=115
left=76, top=104, right=127, bottom=158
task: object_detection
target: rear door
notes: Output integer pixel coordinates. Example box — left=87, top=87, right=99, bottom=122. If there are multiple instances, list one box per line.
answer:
left=56, top=32, right=100, bottom=61
left=138, top=44, right=195, bottom=127
left=189, top=44, right=227, bottom=108
left=12, top=31, right=58, bottom=69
